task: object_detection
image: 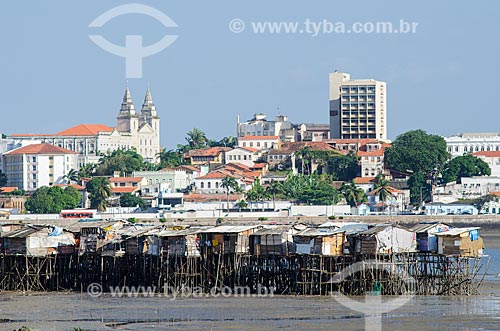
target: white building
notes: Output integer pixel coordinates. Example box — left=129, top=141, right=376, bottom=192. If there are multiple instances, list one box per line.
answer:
left=225, top=147, right=261, bottom=167
left=296, top=123, right=330, bottom=142
left=8, top=86, right=161, bottom=166
left=329, top=72, right=387, bottom=140
left=472, top=151, right=500, bottom=177
left=133, top=168, right=189, bottom=196
left=2, top=143, right=78, bottom=191
left=445, top=133, right=500, bottom=158
left=237, top=114, right=297, bottom=142
left=238, top=135, right=279, bottom=151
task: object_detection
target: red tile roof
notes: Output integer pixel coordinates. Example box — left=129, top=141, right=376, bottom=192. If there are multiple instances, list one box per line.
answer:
left=109, top=177, right=144, bottom=183
left=250, top=163, right=266, bottom=169
left=353, top=177, right=377, bottom=184
left=53, top=184, right=86, bottom=191
left=112, top=187, right=139, bottom=193
left=358, top=149, right=385, bottom=157
left=473, top=151, right=500, bottom=157
left=196, top=172, right=228, bottom=180
left=0, top=187, right=19, bottom=194
left=185, top=147, right=232, bottom=157
left=175, top=165, right=200, bottom=173
left=11, top=124, right=114, bottom=137
left=238, top=146, right=259, bottom=153
left=238, top=135, right=279, bottom=140
left=4, top=143, right=77, bottom=155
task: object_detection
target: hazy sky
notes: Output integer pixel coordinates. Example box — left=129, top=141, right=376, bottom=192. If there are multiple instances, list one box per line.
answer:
left=1, top=1, right=499, bottom=148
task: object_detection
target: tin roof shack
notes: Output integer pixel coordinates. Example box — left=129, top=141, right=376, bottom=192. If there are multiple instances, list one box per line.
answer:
left=101, top=225, right=157, bottom=257
left=200, top=225, right=260, bottom=254
left=249, top=226, right=299, bottom=256
left=435, top=228, right=484, bottom=257
left=154, top=227, right=207, bottom=257
left=336, top=224, right=370, bottom=255
left=293, top=228, right=345, bottom=256
left=2, top=225, right=75, bottom=256
left=410, top=222, right=452, bottom=252
left=355, top=224, right=416, bottom=255
left=72, top=221, right=123, bottom=255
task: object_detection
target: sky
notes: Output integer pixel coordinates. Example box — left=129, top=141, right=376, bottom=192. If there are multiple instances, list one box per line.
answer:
left=1, top=1, right=499, bottom=149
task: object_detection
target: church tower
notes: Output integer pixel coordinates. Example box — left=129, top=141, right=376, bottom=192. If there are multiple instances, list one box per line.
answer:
left=139, top=87, right=160, bottom=131
left=117, top=85, right=139, bottom=132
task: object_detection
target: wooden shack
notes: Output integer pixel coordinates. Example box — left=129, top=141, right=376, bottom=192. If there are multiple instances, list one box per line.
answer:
left=101, top=225, right=157, bottom=256
left=249, top=226, right=297, bottom=256
left=72, top=220, right=123, bottom=255
left=199, top=225, right=260, bottom=254
left=355, top=224, right=416, bottom=255
left=293, top=228, right=344, bottom=256
left=410, top=222, right=452, bottom=252
left=2, top=225, right=75, bottom=256
left=154, top=227, right=206, bottom=257
left=435, top=227, right=484, bottom=257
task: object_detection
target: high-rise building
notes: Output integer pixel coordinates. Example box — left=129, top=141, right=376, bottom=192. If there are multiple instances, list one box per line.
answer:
left=329, top=72, right=387, bottom=140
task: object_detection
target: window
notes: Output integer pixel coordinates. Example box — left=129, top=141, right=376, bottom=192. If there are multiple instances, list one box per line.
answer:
left=208, top=182, right=211, bottom=189
left=201, top=182, right=204, bottom=188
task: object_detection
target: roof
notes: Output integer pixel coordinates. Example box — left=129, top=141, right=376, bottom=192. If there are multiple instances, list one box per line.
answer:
left=11, top=124, right=114, bottom=137
left=410, top=222, right=451, bottom=233
left=294, top=227, right=337, bottom=237
left=0, top=187, right=19, bottom=194
left=109, top=177, right=144, bottom=183
left=200, top=225, right=260, bottom=233
left=53, top=184, right=86, bottom=191
left=238, top=135, right=279, bottom=141
left=175, top=165, right=199, bottom=173
left=357, top=224, right=412, bottom=235
left=238, top=146, right=259, bottom=153
left=4, top=143, right=77, bottom=155
left=155, top=227, right=210, bottom=237
left=358, top=149, right=385, bottom=157
left=56, top=124, right=114, bottom=136
left=251, top=163, right=266, bottom=169
left=251, top=225, right=293, bottom=236
left=111, top=187, right=139, bottom=193
left=196, top=172, right=228, bottom=180
left=473, top=151, right=500, bottom=157
left=434, top=227, right=480, bottom=236
left=353, top=177, right=377, bottom=184
left=185, top=147, right=232, bottom=157
left=3, top=225, right=45, bottom=238
left=368, top=186, right=403, bottom=196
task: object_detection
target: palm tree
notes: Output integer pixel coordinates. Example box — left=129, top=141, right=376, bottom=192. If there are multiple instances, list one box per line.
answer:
left=221, top=175, right=240, bottom=212
left=86, top=177, right=112, bottom=212
left=63, top=169, right=79, bottom=184
left=340, top=181, right=367, bottom=207
left=266, top=180, right=282, bottom=211
left=235, top=199, right=248, bottom=212
left=186, top=128, right=207, bottom=149
left=294, top=146, right=312, bottom=175
left=371, top=174, right=393, bottom=212
left=245, top=190, right=258, bottom=212
left=156, top=148, right=183, bottom=168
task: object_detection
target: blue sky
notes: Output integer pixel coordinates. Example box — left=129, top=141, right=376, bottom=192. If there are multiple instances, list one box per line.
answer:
left=1, top=1, right=499, bottom=148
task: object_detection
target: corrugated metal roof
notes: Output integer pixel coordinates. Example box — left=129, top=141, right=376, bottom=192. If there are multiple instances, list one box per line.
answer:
left=294, top=227, right=336, bottom=237
left=3, top=226, right=44, bottom=238
left=200, top=225, right=260, bottom=233
left=332, top=224, right=369, bottom=235
left=252, top=226, right=292, bottom=236
left=410, top=222, right=448, bottom=233
left=434, top=227, right=480, bottom=236
left=156, top=227, right=210, bottom=237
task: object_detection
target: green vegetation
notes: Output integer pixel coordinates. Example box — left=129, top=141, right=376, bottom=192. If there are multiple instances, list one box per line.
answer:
left=246, top=178, right=270, bottom=210
left=0, top=170, right=7, bottom=187
left=327, top=151, right=359, bottom=181
left=281, top=174, right=340, bottom=205
left=26, top=186, right=81, bottom=214
left=221, top=175, right=241, bottom=212
left=85, top=177, right=112, bottom=212
left=120, top=193, right=145, bottom=208
left=339, top=181, right=367, bottom=207
left=442, top=154, right=491, bottom=183
left=95, top=149, right=144, bottom=176
left=63, top=168, right=79, bottom=184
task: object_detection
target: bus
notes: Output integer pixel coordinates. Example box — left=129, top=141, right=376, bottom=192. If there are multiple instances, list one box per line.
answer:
left=61, top=209, right=97, bottom=219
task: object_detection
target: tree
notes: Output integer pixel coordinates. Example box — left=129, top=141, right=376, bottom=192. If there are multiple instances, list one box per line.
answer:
left=408, top=171, right=431, bottom=206
left=86, top=177, right=112, bottom=212
left=294, top=146, right=312, bottom=175
left=157, top=148, right=183, bottom=168
left=120, top=193, right=145, bottom=208
left=186, top=128, right=207, bottom=149
left=249, top=179, right=270, bottom=211
left=235, top=199, right=248, bottom=211
left=78, top=163, right=96, bottom=180
left=0, top=170, right=7, bottom=187
left=25, top=186, right=81, bottom=214
left=266, top=180, right=282, bottom=210
left=340, top=181, right=367, bottom=207
left=245, top=190, right=258, bottom=212
left=328, top=151, right=359, bottom=181
left=442, top=154, right=491, bottom=183
left=281, top=174, right=340, bottom=205
left=371, top=174, right=392, bottom=202
left=208, top=136, right=237, bottom=148
left=95, top=149, right=144, bottom=176
left=385, top=130, right=450, bottom=175
left=63, top=169, right=79, bottom=184
left=221, top=175, right=240, bottom=212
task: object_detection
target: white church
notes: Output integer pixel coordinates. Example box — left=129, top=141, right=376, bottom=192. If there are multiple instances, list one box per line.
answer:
left=8, top=86, right=161, bottom=166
